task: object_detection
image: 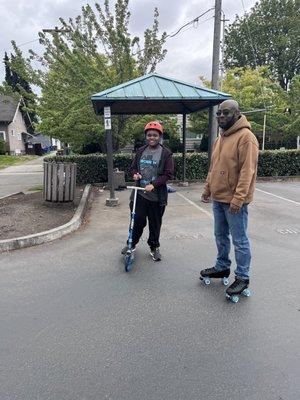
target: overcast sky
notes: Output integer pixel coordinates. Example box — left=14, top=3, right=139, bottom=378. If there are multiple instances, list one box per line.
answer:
left=0, top=0, right=256, bottom=87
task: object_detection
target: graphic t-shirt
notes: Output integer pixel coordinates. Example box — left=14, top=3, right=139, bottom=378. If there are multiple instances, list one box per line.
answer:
left=139, top=145, right=162, bottom=202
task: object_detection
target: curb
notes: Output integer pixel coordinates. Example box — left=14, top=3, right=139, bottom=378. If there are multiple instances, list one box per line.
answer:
left=0, top=192, right=24, bottom=201
left=0, top=184, right=92, bottom=253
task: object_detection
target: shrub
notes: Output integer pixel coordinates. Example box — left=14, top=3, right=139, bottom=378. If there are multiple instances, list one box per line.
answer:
left=45, top=150, right=300, bottom=183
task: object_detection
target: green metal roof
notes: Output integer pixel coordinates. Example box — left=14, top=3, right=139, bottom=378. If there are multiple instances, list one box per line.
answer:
left=91, top=73, right=231, bottom=115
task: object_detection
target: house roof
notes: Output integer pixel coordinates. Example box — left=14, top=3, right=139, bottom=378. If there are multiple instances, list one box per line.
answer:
left=91, top=73, right=231, bottom=115
left=0, top=95, right=19, bottom=123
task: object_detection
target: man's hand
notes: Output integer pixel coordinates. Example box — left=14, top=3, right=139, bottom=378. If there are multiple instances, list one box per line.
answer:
left=145, top=184, right=154, bottom=192
left=201, top=194, right=210, bottom=203
left=133, top=173, right=142, bottom=181
left=229, top=203, right=241, bottom=214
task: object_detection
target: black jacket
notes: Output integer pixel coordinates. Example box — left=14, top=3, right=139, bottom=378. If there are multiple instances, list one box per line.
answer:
left=131, top=144, right=174, bottom=206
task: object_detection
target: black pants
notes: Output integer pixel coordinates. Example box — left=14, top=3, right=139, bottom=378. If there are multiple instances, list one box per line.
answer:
left=130, top=195, right=165, bottom=249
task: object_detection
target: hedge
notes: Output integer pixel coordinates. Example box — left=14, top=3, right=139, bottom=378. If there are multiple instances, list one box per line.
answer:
left=45, top=149, right=300, bottom=184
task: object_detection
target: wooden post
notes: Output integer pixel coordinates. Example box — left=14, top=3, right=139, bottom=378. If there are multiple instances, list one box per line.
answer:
left=104, top=106, right=118, bottom=206
left=262, top=113, right=267, bottom=151
left=182, top=113, right=188, bottom=185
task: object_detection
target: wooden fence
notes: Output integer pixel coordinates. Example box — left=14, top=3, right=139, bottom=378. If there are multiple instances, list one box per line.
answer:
left=44, top=162, right=76, bottom=202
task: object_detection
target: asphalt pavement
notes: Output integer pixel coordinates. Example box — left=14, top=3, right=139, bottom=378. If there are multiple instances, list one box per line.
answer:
left=0, top=181, right=299, bottom=400
left=0, top=156, right=45, bottom=198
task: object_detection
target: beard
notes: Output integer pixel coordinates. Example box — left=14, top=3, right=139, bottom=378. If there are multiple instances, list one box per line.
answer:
left=218, top=115, right=239, bottom=130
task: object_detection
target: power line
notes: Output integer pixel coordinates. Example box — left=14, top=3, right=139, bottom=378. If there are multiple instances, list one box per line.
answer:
left=132, top=7, right=215, bottom=56
left=18, top=39, right=40, bottom=48
left=166, top=8, right=214, bottom=38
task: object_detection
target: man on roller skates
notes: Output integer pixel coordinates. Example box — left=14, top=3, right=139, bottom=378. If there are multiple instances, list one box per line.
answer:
left=200, top=100, right=259, bottom=302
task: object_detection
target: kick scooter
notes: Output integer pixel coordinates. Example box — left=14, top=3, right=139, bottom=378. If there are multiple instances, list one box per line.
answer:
left=124, top=186, right=145, bottom=272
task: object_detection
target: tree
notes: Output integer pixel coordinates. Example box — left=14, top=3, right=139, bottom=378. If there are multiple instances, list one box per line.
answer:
left=2, top=44, right=38, bottom=133
left=120, top=115, right=179, bottom=151
left=224, top=0, right=300, bottom=90
left=29, top=0, right=167, bottom=152
left=221, top=67, right=288, bottom=136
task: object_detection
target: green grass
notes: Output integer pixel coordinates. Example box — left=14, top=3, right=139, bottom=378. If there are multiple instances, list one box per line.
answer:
left=27, top=185, right=43, bottom=192
left=0, top=155, right=38, bottom=170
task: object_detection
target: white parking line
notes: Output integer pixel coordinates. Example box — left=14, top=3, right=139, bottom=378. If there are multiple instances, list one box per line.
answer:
left=256, top=188, right=300, bottom=205
left=176, top=192, right=213, bottom=219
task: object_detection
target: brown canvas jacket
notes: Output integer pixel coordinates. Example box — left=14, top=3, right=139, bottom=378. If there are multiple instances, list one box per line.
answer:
left=203, top=115, right=259, bottom=207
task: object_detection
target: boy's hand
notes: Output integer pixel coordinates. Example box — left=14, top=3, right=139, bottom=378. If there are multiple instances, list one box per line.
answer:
left=133, top=173, right=142, bottom=181
left=145, top=184, right=154, bottom=192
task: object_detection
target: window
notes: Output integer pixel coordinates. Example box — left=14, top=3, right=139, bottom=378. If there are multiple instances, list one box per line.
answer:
left=17, top=133, right=21, bottom=141
left=0, top=131, right=6, bottom=141
left=11, top=129, right=14, bottom=136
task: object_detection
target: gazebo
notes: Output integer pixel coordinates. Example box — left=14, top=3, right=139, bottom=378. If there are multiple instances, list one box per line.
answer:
left=91, top=73, right=230, bottom=205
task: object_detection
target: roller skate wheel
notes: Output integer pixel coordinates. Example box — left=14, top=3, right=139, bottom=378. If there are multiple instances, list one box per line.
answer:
left=242, top=288, right=251, bottom=297
left=230, top=295, right=239, bottom=303
left=203, top=277, right=211, bottom=285
left=222, top=277, right=229, bottom=286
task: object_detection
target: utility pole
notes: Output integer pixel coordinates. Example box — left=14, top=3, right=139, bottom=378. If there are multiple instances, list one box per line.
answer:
left=42, top=26, right=70, bottom=34
left=208, top=0, right=222, bottom=162
left=220, top=12, right=229, bottom=90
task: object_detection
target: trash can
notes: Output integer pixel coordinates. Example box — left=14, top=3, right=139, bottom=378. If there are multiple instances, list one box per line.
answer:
left=113, top=169, right=126, bottom=190
left=43, top=162, right=76, bottom=202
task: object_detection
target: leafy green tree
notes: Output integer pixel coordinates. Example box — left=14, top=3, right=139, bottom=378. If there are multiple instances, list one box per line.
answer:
left=221, top=67, right=288, bottom=135
left=224, top=0, right=300, bottom=90
left=189, top=110, right=209, bottom=151
left=120, top=115, right=179, bottom=151
left=29, top=0, right=167, bottom=152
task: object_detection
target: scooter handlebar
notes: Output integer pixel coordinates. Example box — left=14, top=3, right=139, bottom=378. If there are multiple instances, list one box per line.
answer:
left=126, top=186, right=146, bottom=191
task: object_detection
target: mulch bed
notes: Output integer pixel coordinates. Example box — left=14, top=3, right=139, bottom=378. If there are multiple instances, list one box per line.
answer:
left=0, top=188, right=84, bottom=240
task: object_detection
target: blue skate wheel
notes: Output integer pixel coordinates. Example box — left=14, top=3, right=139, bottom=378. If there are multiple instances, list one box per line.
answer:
left=222, top=277, right=229, bottom=286
left=230, top=295, right=239, bottom=303
left=203, top=278, right=211, bottom=285
left=242, top=288, right=251, bottom=297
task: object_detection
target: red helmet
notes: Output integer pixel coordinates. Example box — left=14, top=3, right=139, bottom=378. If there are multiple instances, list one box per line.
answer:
left=144, top=121, right=163, bottom=135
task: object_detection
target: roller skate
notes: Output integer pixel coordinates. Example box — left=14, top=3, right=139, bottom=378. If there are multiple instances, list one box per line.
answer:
left=199, top=267, right=230, bottom=286
left=226, top=277, right=251, bottom=303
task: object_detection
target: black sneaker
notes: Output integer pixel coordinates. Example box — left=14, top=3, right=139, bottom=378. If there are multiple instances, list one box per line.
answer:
left=150, top=247, right=161, bottom=261
left=226, top=277, right=249, bottom=296
left=121, top=245, right=135, bottom=255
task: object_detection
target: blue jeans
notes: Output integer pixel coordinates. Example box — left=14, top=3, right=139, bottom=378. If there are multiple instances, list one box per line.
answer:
left=213, top=201, right=251, bottom=279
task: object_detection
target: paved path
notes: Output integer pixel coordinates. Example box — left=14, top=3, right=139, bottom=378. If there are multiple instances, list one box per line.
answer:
left=0, top=182, right=299, bottom=400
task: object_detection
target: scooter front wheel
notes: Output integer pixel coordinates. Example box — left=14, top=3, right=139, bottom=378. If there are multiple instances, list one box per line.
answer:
left=124, top=252, right=134, bottom=272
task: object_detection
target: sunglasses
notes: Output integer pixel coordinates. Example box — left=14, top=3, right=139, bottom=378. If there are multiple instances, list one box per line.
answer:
left=216, top=110, right=231, bottom=117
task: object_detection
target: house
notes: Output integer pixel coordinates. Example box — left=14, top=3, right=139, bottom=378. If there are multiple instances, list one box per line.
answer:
left=0, top=95, right=30, bottom=155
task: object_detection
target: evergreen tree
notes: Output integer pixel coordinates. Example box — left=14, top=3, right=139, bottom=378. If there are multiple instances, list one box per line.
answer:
left=3, top=46, right=38, bottom=133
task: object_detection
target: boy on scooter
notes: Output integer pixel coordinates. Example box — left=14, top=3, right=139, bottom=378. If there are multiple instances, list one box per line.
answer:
left=122, top=121, right=174, bottom=261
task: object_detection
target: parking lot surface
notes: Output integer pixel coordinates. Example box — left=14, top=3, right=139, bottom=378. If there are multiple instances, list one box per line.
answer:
left=0, top=181, right=299, bottom=400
